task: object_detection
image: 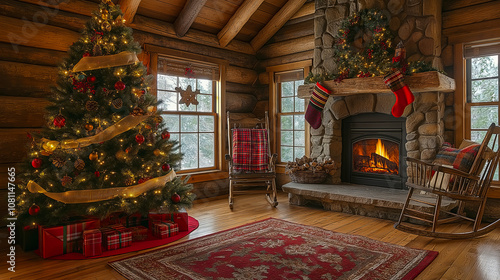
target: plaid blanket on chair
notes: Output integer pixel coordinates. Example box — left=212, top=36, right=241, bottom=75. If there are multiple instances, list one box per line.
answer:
left=232, top=128, right=269, bottom=171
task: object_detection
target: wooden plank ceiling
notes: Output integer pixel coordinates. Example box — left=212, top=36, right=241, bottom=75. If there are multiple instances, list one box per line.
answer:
left=119, top=0, right=312, bottom=54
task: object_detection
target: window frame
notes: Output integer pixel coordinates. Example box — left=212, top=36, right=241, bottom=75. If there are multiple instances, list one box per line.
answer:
left=146, top=45, right=228, bottom=182
left=455, top=39, right=500, bottom=196
left=267, top=60, right=312, bottom=173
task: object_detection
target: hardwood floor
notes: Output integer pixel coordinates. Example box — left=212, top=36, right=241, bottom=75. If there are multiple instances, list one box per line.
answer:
left=1, top=191, right=499, bottom=280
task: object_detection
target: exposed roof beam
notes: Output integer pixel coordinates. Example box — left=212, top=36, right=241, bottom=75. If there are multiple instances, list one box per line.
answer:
left=250, top=0, right=307, bottom=51
left=131, top=15, right=255, bottom=55
left=217, top=0, right=264, bottom=48
left=290, top=1, right=314, bottom=20
left=174, top=0, right=208, bottom=37
left=118, top=0, right=142, bottom=24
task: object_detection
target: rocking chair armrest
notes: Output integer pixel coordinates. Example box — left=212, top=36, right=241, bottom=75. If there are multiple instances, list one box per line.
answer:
left=406, top=157, right=432, bottom=166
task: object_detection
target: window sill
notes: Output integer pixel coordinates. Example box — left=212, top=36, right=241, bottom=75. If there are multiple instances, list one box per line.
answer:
left=177, top=170, right=228, bottom=184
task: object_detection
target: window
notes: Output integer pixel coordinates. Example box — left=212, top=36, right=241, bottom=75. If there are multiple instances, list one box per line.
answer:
left=267, top=61, right=311, bottom=167
left=148, top=46, right=226, bottom=174
left=465, top=41, right=500, bottom=181
left=276, top=71, right=306, bottom=163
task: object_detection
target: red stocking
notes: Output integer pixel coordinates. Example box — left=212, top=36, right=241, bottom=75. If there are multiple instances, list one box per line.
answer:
left=305, top=83, right=332, bottom=129
left=384, top=70, right=414, bottom=118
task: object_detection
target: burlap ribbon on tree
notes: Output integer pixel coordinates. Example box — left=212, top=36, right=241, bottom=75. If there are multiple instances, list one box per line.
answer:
left=43, top=113, right=152, bottom=149
left=72, top=51, right=139, bottom=72
left=27, top=170, right=177, bottom=204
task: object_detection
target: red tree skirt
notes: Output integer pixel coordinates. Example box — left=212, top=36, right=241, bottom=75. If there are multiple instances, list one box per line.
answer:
left=36, top=216, right=199, bottom=260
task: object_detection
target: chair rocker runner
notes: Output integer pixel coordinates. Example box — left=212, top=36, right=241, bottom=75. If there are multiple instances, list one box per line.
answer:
left=395, top=123, right=500, bottom=239
left=225, top=111, right=278, bottom=209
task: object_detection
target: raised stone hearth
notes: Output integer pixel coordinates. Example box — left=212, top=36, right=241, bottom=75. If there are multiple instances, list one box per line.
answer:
left=282, top=182, right=457, bottom=221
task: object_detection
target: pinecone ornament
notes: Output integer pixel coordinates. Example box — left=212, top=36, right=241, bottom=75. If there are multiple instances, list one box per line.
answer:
left=85, top=100, right=99, bottom=111
left=74, top=159, right=85, bottom=170
left=61, top=175, right=73, bottom=186
left=51, top=156, right=66, bottom=168
left=112, top=98, right=123, bottom=109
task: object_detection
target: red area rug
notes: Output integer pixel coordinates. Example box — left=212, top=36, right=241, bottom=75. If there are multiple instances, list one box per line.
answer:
left=37, top=217, right=199, bottom=260
left=109, top=218, right=437, bottom=279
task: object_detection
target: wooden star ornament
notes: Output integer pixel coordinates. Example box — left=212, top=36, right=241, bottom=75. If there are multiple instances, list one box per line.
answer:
left=176, top=85, right=200, bottom=107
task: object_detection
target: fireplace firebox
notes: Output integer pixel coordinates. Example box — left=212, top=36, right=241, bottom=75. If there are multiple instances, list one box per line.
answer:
left=342, top=113, right=406, bottom=189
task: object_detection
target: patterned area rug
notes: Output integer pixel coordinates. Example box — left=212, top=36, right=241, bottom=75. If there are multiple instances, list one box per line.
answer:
left=109, top=218, right=438, bottom=280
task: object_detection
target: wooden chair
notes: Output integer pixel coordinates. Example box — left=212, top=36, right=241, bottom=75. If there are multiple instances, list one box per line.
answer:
left=395, top=123, right=500, bottom=239
left=225, top=111, right=278, bottom=209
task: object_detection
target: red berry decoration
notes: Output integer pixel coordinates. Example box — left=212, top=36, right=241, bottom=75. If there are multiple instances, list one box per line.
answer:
left=171, top=193, right=181, bottom=203
left=29, top=204, right=40, bottom=216
left=32, top=158, right=42, bottom=168
left=162, top=163, right=171, bottom=172
left=83, top=52, right=91, bottom=57
left=161, top=131, right=170, bottom=140
left=87, top=76, right=96, bottom=83
left=53, top=115, right=66, bottom=128
left=114, top=80, right=126, bottom=91
left=94, top=171, right=100, bottom=177
left=135, top=134, right=145, bottom=144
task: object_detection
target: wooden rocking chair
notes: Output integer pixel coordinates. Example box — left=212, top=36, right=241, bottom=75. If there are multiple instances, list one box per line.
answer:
left=225, top=111, right=278, bottom=209
left=395, top=123, right=500, bottom=239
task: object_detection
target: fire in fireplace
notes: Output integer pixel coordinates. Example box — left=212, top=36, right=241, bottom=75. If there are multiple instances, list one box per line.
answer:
left=341, top=113, right=406, bottom=189
left=353, top=138, right=399, bottom=175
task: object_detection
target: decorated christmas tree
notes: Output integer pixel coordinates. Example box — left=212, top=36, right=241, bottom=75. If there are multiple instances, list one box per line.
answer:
left=16, top=0, right=194, bottom=227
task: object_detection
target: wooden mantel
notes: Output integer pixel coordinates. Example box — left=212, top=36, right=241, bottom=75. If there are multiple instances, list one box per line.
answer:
left=298, top=71, right=455, bottom=98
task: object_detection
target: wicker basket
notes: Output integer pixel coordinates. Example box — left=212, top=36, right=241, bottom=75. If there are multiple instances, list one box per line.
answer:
left=289, top=170, right=328, bottom=184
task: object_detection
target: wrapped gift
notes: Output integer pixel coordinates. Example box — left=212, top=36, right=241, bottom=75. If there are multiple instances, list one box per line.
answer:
left=152, top=222, right=178, bottom=239
left=17, top=225, right=38, bottom=252
left=101, top=225, right=132, bottom=251
left=83, top=229, right=102, bottom=257
left=125, top=213, right=144, bottom=227
left=38, top=219, right=99, bottom=258
left=148, top=209, right=188, bottom=231
left=128, top=226, right=149, bottom=241
left=101, top=212, right=127, bottom=227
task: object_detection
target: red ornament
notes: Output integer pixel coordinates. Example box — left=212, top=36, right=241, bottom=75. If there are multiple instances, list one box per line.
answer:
left=161, top=131, right=170, bottom=140
left=87, top=76, right=96, bottom=83
left=29, top=204, right=40, bottom=216
left=94, top=171, right=100, bottom=177
left=53, top=115, right=66, bottom=128
left=32, top=158, right=42, bottom=168
left=83, top=52, right=91, bottom=57
left=135, top=134, right=145, bottom=144
left=162, top=163, right=170, bottom=172
left=171, top=193, right=181, bottom=203
left=115, top=80, right=126, bottom=91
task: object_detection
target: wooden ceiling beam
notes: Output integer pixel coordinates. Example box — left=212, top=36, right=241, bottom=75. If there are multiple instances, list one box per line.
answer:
left=118, top=0, right=142, bottom=24
left=174, top=0, right=208, bottom=37
left=250, top=0, right=307, bottom=51
left=217, top=0, right=264, bottom=48
left=290, top=1, right=314, bottom=20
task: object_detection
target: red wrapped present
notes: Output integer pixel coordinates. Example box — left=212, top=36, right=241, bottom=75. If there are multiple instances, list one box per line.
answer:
left=38, top=219, right=99, bottom=258
left=128, top=226, right=148, bottom=241
left=101, top=225, right=132, bottom=251
left=101, top=212, right=127, bottom=227
left=152, top=222, right=178, bottom=239
left=83, top=229, right=102, bottom=257
left=148, top=209, right=188, bottom=231
left=125, top=213, right=144, bottom=227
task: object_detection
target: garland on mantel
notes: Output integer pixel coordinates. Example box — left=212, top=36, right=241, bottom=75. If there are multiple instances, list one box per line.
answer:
left=305, top=9, right=437, bottom=84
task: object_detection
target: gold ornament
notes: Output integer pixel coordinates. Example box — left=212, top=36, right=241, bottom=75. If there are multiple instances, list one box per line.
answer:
left=153, top=116, right=163, bottom=124
left=89, top=151, right=99, bottom=161
left=153, top=149, right=161, bottom=156
left=131, top=107, right=145, bottom=116
left=85, top=123, right=94, bottom=131
left=74, top=159, right=85, bottom=170
left=101, top=9, right=109, bottom=20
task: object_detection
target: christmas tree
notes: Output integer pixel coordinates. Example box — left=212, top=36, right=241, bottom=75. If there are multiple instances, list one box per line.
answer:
left=16, top=0, right=195, bottom=227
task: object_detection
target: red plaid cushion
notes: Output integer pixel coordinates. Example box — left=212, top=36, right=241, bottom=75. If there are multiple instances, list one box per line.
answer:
left=433, top=142, right=480, bottom=172
left=232, top=128, right=269, bottom=171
